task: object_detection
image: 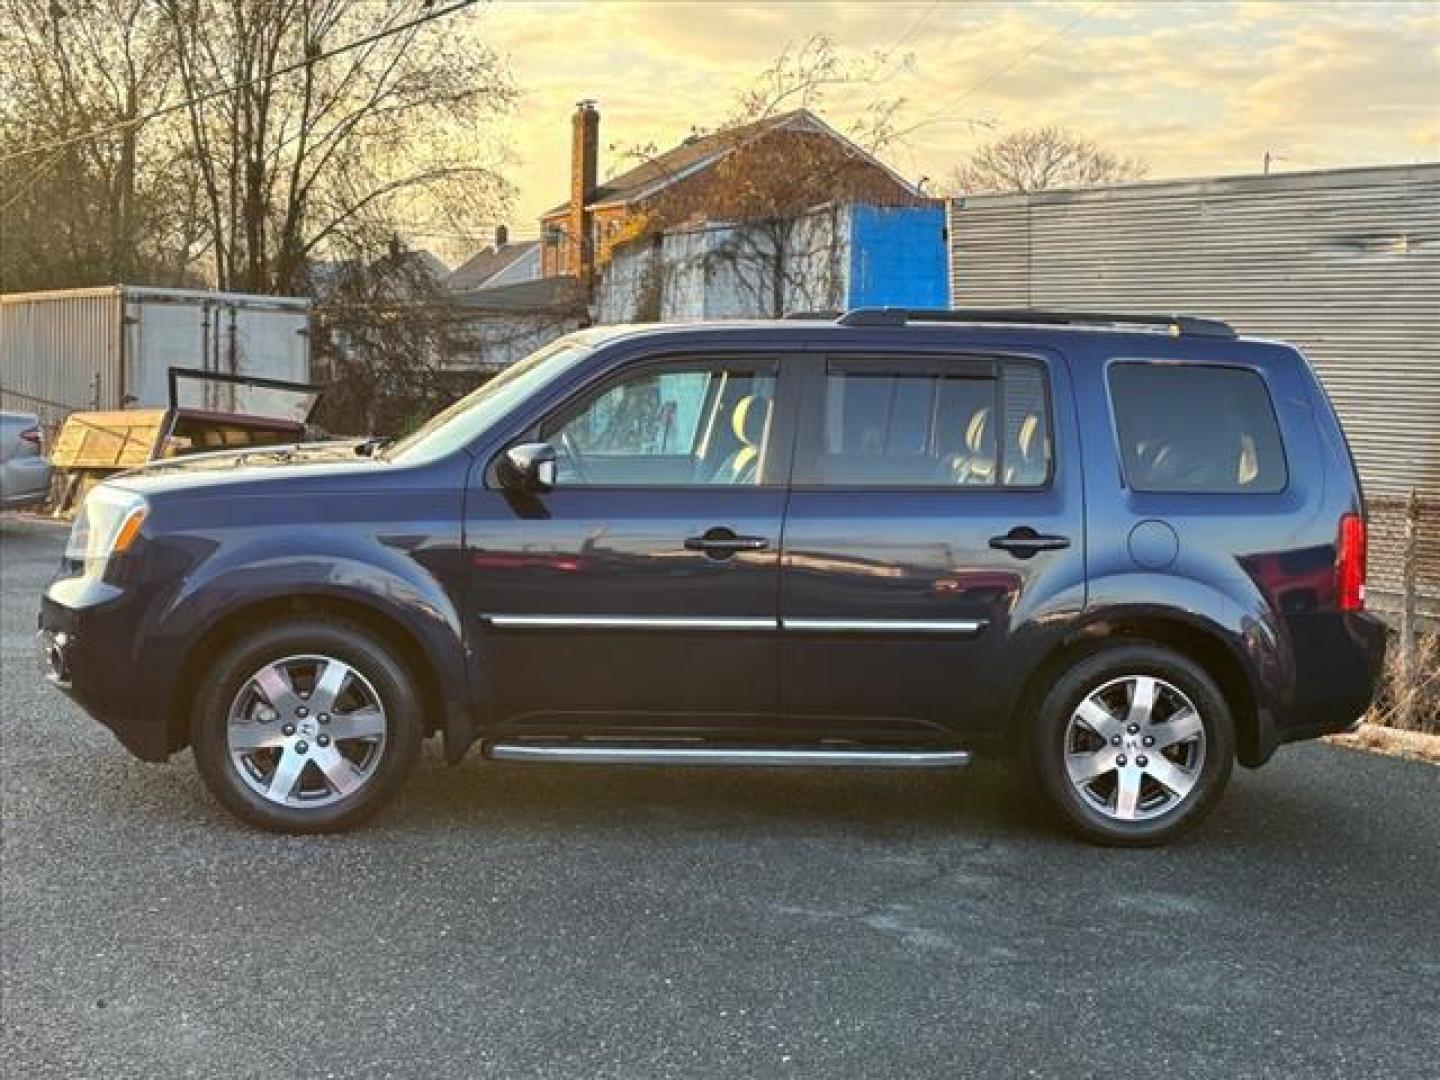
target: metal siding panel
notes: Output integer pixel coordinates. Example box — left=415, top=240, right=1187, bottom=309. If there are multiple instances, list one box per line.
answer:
left=948, top=166, right=1440, bottom=501
left=0, top=288, right=123, bottom=430
left=2, top=287, right=312, bottom=430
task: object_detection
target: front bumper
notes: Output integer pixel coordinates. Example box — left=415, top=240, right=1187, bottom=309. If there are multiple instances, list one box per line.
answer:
left=38, top=577, right=172, bottom=762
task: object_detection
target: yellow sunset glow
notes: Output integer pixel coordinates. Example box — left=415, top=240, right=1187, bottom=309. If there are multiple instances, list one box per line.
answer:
left=441, top=0, right=1437, bottom=260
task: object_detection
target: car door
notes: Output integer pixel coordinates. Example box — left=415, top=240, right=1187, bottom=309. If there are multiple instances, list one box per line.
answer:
left=466, top=351, right=794, bottom=733
left=777, top=347, right=1086, bottom=741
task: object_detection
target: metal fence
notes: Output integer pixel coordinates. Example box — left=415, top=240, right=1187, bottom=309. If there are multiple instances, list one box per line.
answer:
left=1370, top=492, right=1440, bottom=629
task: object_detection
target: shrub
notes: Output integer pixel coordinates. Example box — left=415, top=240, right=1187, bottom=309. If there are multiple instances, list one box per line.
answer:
left=1370, top=630, right=1440, bottom=734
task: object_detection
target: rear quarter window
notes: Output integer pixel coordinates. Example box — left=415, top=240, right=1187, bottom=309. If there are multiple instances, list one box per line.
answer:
left=1109, top=362, right=1287, bottom=494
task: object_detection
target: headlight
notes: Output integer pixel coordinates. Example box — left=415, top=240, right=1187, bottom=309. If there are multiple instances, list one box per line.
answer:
left=65, top=485, right=149, bottom=576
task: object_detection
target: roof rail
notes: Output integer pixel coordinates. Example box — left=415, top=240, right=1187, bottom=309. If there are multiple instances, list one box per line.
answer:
left=835, top=307, right=1237, bottom=339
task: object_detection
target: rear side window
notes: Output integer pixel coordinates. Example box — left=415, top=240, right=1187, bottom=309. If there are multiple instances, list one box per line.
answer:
left=1109, top=363, right=1286, bottom=493
left=796, top=358, right=1051, bottom=488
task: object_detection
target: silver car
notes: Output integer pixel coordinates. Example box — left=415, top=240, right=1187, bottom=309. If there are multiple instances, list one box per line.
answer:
left=1, top=411, right=52, bottom=510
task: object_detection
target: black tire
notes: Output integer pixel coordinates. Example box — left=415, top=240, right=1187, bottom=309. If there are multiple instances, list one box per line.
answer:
left=1027, top=643, right=1234, bottom=847
left=191, top=619, right=423, bottom=833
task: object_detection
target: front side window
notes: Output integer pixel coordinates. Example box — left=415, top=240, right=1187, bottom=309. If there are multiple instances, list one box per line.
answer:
left=797, top=358, right=1051, bottom=488
left=1109, top=363, right=1287, bottom=493
left=545, top=360, right=777, bottom=486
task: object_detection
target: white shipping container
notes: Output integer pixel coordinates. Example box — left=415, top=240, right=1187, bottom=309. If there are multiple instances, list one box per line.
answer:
left=0, top=285, right=311, bottom=430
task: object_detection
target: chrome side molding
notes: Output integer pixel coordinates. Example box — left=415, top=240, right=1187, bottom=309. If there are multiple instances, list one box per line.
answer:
left=783, top=618, right=986, bottom=634
left=483, top=614, right=988, bottom=635
left=484, top=743, right=972, bottom=769
left=484, top=615, right=775, bottom=630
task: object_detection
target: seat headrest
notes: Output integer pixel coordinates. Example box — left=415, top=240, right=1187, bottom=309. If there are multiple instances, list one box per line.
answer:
left=965, top=407, right=992, bottom=453
left=731, top=395, right=770, bottom=447
left=1017, top=414, right=1038, bottom=457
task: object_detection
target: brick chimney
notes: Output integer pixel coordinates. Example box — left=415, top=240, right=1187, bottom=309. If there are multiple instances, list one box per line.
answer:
left=569, top=100, right=599, bottom=283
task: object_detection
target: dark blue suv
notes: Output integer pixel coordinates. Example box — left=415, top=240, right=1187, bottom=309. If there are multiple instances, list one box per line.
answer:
left=38, top=309, right=1386, bottom=844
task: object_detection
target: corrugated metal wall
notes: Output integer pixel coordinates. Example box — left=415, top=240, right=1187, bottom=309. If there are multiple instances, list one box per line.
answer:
left=948, top=165, right=1440, bottom=618
left=948, top=165, right=1440, bottom=500
left=1, top=286, right=311, bottom=433
left=0, top=287, right=123, bottom=430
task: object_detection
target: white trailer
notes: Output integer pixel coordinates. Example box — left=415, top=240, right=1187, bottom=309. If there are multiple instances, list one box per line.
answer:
left=0, top=285, right=311, bottom=431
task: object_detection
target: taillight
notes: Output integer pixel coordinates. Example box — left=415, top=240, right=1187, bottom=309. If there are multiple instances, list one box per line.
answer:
left=1336, top=513, right=1366, bottom=612
left=19, top=426, right=42, bottom=449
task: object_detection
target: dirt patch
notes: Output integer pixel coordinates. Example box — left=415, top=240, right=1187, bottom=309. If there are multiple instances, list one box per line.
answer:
left=1327, top=724, right=1440, bottom=765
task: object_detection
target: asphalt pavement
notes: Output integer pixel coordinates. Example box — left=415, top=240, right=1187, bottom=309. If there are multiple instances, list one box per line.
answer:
left=2, top=513, right=1437, bottom=1079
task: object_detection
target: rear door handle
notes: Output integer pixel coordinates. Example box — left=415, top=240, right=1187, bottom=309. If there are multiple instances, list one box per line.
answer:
left=685, top=527, right=769, bottom=559
left=989, top=527, right=1071, bottom=558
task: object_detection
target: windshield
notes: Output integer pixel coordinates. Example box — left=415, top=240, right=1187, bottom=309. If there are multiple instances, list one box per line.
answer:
left=383, top=337, right=594, bottom=463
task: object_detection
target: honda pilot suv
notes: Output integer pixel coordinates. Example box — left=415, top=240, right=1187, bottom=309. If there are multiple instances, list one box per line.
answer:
left=38, top=309, right=1386, bottom=844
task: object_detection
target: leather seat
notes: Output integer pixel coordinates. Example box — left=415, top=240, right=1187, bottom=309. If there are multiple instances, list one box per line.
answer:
left=948, top=406, right=997, bottom=484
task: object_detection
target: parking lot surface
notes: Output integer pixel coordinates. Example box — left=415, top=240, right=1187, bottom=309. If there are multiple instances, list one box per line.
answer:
left=2, top=514, right=1437, bottom=1078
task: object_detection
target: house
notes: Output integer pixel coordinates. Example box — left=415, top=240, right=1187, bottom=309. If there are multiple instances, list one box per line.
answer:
left=946, top=162, right=1440, bottom=623
left=596, top=201, right=948, bottom=323
left=539, top=101, right=934, bottom=288
left=447, top=276, right=587, bottom=369
left=445, top=225, right=541, bottom=292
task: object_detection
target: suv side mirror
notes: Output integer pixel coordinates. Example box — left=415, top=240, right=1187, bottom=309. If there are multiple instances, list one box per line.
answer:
left=498, top=441, right=557, bottom=494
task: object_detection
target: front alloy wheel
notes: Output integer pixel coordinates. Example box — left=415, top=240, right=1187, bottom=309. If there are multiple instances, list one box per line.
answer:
left=228, top=655, right=389, bottom=809
left=192, top=619, right=422, bottom=833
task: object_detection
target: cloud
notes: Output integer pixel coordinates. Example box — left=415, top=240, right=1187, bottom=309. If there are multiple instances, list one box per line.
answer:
left=455, top=0, right=1438, bottom=233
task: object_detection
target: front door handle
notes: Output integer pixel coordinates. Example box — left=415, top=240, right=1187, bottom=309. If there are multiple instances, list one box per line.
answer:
left=989, top=526, right=1071, bottom=559
left=685, top=527, right=769, bottom=559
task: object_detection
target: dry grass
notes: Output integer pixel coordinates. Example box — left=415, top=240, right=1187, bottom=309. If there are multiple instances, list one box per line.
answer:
left=1369, top=630, right=1440, bottom=735
left=1328, top=724, right=1440, bottom=765
left=1326, top=630, right=1440, bottom=765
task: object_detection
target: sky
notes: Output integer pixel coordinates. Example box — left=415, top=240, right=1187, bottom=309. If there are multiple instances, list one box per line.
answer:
left=431, top=0, right=1439, bottom=263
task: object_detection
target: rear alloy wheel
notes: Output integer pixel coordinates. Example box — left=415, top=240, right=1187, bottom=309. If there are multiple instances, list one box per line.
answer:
left=1030, top=644, right=1234, bottom=846
left=192, top=620, right=422, bottom=833
left=1064, top=675, right=1205, bottom=823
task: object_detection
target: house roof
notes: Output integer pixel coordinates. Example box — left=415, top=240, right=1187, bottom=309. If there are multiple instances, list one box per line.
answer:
left=445, top=240, right=540, bottom=291
left=448, top=275, right=587, bottom=314
left=540, top=108, right=919, bottom=218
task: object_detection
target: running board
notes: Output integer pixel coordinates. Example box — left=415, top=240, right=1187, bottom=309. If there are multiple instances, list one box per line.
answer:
left=484, top=743, right=971, bottom=769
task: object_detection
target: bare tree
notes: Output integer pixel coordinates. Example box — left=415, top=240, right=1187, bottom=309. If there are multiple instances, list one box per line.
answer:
left=310, top=241, right=478, bottom=434
left=312, top=240, right=585, bottom=435
left=608, top=35, right=926, bottom=319
left=161, top=0, right=515, bottom=294
left=0, top=0, right=197, bottom=290
left=949, top=126, right=1148, bottom=194
left=2, top=1, right=515, bottom=295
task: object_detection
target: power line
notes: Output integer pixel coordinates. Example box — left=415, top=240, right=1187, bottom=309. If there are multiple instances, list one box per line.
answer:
left=0, top=149, right=66, bottom=213
left=833, top=0, right=942, bottom=110
left=0, top=0, right=483, bottom=165
left=902, top=1, right=1104, bottom=136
